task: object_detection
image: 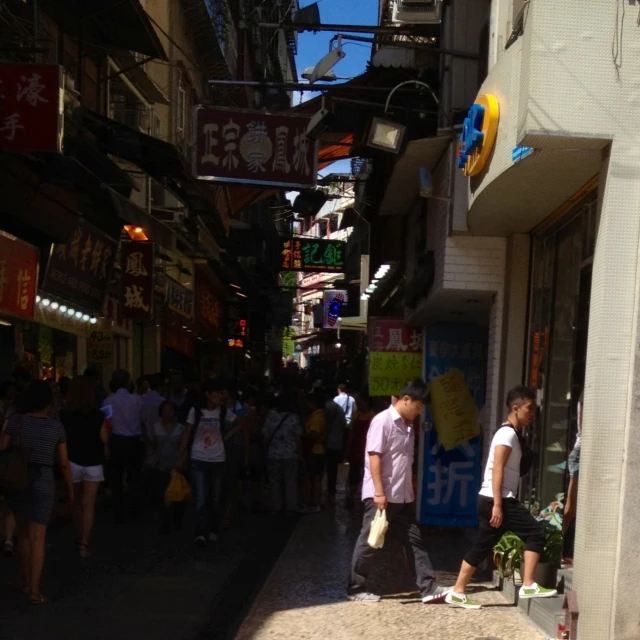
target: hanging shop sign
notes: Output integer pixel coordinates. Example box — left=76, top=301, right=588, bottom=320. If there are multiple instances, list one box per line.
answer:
left=44, top=221, right=117, bottom=312
left=368, top=318, right=423, bottom=397
left=322, top=290, right=347, bottom=329
left=121, top=241, right=154, bottom=321
left=0, top=232, right=39, bottom=320
left=194, top=106, right=318, bottom=189
left=419, top=323, right=487, bottom=528
left=279, top=237, right=345, bottom=273
left=457, top=93, right=499, bottom=177
left=0, top=62, right=64, bottom=153
left=165, top=277, right=194, bottom=319
left=195, top=264, right=223, bottom=334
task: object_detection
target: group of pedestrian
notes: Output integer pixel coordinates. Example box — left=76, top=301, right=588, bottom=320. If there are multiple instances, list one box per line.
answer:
left=347, top=380, right=558, bottom=609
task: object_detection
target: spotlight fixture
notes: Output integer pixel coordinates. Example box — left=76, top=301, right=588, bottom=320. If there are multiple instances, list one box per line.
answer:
left=67, top=308, right=75, bottom=316
left=35, top=295, right=41, bottom=303
left=60, top=305, right=67, bottom=313
left=42, top=298, right=51, bottom=307
left=90, top=317, right=97, bottom=325
left=51, top=302, right=59, bottom=310
left=75, top=311, right=83, bottom=319
left=82, top=314, right=90, bottom=322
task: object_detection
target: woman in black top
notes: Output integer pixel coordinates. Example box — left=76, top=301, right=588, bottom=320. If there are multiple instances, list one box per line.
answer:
left=0, top=381, right=72, bottom=604
left=59, top=376, right=108, bottom=559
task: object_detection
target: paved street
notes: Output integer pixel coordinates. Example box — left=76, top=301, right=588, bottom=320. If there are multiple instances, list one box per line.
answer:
left=0, top=499, right=295, bottom=640
left=236, top=501, right=546, bottom=640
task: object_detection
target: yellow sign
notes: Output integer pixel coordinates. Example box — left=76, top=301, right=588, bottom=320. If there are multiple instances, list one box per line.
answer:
left=38, top=326, right=53, bottom=365
left=87, top=329, right=113, bottom=363
left=369, top=352, right=423, bottom=397
left=430, top=368, right=480, bottom=451
left=457, top=93, right=500, bottom=177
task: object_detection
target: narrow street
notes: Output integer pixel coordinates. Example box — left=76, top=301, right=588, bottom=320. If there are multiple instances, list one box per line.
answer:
left=0, top=502, right=295, bottom=640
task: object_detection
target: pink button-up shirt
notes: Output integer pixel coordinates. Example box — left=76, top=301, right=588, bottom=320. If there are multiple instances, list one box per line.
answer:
left=361, top=405, right=415, bottom=504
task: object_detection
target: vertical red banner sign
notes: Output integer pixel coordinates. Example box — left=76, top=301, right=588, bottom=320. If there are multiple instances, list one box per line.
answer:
left=0, top=63, right=63, bottom=153
left=121, top=242, right=154, bottom=321
left=0, top=232, right=39, bottom=320
left=195, top=264, right=223, bottom=337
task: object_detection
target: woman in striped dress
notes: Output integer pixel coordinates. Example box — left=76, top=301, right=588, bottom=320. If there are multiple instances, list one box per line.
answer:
left=0, top=380, right=73, bottom=604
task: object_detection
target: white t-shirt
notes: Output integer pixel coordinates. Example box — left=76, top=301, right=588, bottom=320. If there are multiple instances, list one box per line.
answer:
left=187, top=407, right=236, bottom=463
left=479, top=425, right=522, bottom=499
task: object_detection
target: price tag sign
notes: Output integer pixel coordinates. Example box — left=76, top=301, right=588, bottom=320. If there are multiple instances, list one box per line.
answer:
left=87, top=329, right=113, bottom=363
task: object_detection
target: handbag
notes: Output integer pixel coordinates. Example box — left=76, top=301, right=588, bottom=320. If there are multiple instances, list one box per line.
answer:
left=165, top=471, right=192, bottom=503
left=0, top=415, right=31, bottom=491
left=367, top=508, right=389, bottom=549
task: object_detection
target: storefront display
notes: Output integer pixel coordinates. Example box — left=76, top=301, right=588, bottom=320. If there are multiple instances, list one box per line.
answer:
left=524, top=190, right=597, bottom=511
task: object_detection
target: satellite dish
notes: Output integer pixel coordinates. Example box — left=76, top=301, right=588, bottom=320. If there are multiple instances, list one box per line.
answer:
left=308, top=36, right=346, bottom=84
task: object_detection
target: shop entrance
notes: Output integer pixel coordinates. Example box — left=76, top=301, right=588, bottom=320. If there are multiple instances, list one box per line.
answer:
left=524, top=191, right=597, bottom=513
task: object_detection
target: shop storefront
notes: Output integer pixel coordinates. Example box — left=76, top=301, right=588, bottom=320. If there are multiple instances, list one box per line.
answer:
left=523, top=187, right=598, bottom=513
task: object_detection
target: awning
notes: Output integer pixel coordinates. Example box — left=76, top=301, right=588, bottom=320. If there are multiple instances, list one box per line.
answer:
left=109, top=50, right=170, bottom=105
left=82, top=110, right=228, bottom=242
left=379, top=135, right=453, bottom=216
left=38, top=0, right=167, bottom=60
left=108, top=190, right=176, bottom=250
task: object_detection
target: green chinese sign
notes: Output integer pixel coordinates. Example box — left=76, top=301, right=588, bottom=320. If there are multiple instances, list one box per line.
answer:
left=280, top=237, right=345, bottom=273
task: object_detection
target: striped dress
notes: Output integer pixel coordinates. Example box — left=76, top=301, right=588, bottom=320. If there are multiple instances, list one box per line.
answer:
left=5, top=413, right=67, bottom=525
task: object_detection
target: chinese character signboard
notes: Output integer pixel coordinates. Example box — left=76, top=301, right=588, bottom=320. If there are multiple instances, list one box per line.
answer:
left=121, top=242, right=154, bottom=321
left=44, top=221, right=117, bottom=312
left=195, top=265, right=222, bottom=334
left=87, top=329, right=113, bottom=363
left=0, top=232, right=38, bottom=320
left=419, top=324, right=487, bottom=528
left=194, top=107, right=318, bottom=189
left=280, top=237, right=345, bottom=273
left=165, top=277, right=194, bottom=319
left=0, top=63, right=63, bottom=152
left=368, top=318, right=423, bottom=397
left=322, top=290, right=347, bottom=329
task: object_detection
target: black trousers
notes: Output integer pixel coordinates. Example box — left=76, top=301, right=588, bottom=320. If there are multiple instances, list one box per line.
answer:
left=109, top=435, right=144, bottom=522
left=464, top=496, right=544, bottom=567
left=326, top=448, right=343, bottom=496
left=349, top=499, right=438, bottom=598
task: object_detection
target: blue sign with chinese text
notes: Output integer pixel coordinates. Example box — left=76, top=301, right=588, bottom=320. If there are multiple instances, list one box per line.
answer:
left=419, top=324, right=488, bottom=527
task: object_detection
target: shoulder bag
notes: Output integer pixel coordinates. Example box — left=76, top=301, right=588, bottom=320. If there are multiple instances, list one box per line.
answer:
left=505, top=421, right=534, bottom=477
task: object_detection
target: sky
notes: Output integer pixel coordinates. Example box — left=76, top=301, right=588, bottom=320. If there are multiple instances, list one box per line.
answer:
left=294, top=0, right=379, bottom=176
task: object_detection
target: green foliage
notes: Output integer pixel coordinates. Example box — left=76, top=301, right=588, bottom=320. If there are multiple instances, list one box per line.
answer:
left=540, top=522, right=563, bottom=565
left=493, top=532, right=525, bottom=579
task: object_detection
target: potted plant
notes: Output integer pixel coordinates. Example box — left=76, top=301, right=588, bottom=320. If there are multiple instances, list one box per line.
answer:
left=535, top=521, right=563, bottom=588
left=493, top=532, right=525, bottom=584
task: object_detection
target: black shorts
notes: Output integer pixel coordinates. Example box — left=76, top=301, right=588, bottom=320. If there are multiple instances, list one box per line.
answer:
left=306, top=454, right=326, bottom=477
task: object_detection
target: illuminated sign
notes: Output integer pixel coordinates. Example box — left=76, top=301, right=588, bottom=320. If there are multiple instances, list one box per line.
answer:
left=280, top=237, right=345, bottom=273
left=322, top=290, right=347, bottom=329
left=457, top=94, right=499, bottom=177
left=228, top=338, right=244, bottom=348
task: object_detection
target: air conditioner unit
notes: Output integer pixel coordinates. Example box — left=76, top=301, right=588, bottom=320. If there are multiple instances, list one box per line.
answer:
left=392, top=0, right=443, bottom=24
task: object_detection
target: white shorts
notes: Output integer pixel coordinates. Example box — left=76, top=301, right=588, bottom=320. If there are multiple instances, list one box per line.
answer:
left=70, top=462, right=105, bottom=484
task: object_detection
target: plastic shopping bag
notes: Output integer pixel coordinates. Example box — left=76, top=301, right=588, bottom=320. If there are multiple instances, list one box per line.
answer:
left=367, top=508, right=389, bottom=549
left=165, top=471, right=192, bottom=504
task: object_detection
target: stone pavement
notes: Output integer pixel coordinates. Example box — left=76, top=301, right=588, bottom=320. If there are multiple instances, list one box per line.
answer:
left=235, top=503, right=546, bottom=640
left=0, top=500, right=295, bottom=640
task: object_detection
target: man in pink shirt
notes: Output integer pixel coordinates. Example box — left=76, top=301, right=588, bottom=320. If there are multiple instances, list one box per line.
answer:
left=348, top=379, right=450, bottom=604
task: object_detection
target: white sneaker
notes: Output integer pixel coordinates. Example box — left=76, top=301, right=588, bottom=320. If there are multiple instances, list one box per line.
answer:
left=348, top=592, right=381, bottom=603
left=445, top=591, right=482, bottom=609
left=422, top=586, right=452, bottom=604
left=208, top=532, right=219, bottom=543
left=519, top=583, right=557, bottom=599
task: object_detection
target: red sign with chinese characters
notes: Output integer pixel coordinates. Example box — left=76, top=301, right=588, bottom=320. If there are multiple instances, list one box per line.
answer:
left=121, top=242, right=154, bottom=321
left=194, top=107, right=318, bottom=189
left=0, top=232, right=38, bottom=320
left=368, top=318, right=423, bottom=353
left=195, top=264, right=223, bottom=335
left=44, top=221, right=118, bottom=312
left=0, top=63, right=63, bottom=153
left=162, top=325, right=194, bottom=358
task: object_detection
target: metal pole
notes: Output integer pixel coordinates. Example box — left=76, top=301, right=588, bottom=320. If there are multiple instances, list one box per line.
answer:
left=258, top=22, right=430, bottom=36
left=206, top=80, right=425, bottom=92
